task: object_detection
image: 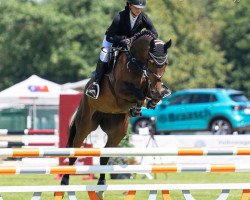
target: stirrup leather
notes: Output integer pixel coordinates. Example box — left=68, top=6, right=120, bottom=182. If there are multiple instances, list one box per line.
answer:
left=85, top=82, right=100, bottom=99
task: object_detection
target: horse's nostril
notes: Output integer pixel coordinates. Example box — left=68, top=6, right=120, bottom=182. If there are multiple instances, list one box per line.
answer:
left=150, top=85, right=171, bottom=99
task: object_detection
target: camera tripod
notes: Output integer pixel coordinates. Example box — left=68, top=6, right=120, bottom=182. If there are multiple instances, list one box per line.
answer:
left=139, top=123, right=165, bottom=179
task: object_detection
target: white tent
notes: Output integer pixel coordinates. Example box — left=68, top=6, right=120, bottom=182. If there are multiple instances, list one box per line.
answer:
left=61, top=78, right=90, bottom=92
left=0, top=75, right=79, bottom=106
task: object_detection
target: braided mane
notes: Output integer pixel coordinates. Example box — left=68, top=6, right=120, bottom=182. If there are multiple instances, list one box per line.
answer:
left=130, top=31, right=169, bottom=67
left=131, top=30, right=157, bottom=43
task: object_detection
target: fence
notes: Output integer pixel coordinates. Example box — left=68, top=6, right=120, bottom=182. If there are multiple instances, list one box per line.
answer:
left=0, top=147, right=250, bottom=200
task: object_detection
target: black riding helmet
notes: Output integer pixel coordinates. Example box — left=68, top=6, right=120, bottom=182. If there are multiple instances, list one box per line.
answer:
left=127, top=0, right=147, bottom=9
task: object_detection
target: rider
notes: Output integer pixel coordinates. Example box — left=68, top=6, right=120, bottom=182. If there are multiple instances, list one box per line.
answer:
left=85, top=0, right=158, bottom=99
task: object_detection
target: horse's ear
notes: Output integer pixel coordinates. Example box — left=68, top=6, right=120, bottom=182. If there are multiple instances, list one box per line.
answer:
left=150, top=39, right=156, bottom=52
left=164, top=39, right=172, bottom=52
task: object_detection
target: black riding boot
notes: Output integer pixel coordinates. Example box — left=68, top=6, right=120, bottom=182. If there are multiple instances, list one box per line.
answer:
left=85, top=60, right=108, bottom=99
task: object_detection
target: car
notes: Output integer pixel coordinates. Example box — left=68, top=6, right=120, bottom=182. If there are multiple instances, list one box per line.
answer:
left=130, top=88, right=250, bottom=135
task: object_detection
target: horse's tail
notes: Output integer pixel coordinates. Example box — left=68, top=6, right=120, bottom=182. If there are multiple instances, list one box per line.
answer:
left=66, top=108, right=78, bottom=148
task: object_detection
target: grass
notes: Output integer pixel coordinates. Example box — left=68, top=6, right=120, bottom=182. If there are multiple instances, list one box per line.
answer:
left=0, top=172, right=249, bottom=200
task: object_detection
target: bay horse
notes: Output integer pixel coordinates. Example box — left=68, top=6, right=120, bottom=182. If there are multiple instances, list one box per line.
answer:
left=61, top=30, right=171, bottom=195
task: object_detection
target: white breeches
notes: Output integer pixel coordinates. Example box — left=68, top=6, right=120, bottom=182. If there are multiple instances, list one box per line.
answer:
left=99, top=35, right=112, bottom=62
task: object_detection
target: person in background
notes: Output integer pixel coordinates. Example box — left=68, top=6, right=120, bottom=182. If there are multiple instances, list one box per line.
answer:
left=85, top=0, right=158, bottom=99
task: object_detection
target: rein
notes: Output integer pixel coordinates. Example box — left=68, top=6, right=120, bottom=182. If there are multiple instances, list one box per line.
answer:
left=124, top=47, right=163, bottom=81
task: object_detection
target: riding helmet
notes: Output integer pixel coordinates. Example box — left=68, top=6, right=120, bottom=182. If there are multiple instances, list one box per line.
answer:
left=127, top=0, right=147, bottom=9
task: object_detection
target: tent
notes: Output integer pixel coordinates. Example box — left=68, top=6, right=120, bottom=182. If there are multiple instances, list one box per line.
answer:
left=0, top=75, right=79, bottom=106
left=61, top=78, right=90, bottom=92
left=0, top=75, right=79, bottom=130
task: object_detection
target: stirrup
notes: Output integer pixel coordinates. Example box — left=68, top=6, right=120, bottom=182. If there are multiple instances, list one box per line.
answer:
left=85, top=82, right=100, bottom=99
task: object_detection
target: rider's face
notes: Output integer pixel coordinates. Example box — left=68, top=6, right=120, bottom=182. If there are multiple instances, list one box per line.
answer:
left=129, top=5, right=143, bottom=17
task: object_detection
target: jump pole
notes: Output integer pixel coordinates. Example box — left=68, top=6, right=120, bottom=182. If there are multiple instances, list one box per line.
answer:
left=0, top=164, right=250, bottom=174
left=0, top=129, right=58, bottom=135
left=0, top=184, right=249, bottom=200
left=1, top=147, right=250, bottom=157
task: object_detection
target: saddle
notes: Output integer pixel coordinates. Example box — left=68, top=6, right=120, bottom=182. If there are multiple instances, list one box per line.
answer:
left=108, top=46, right=123, bottom=72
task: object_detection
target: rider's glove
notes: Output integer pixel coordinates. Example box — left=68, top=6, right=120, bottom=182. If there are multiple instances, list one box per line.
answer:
left=120, top=38, right=131, bottom=47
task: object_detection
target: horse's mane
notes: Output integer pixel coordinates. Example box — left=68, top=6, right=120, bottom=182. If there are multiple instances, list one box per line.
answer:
left=131, top=30, right=168, bottom=67
left=131, top=30, right=157, bottom=43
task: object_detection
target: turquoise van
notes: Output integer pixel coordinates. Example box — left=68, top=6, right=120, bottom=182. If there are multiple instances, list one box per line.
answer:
left=130, top=88, right=250, bottom=135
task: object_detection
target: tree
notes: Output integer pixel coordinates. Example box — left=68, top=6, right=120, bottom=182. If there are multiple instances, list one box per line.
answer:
left=147, top=0, right=231, bottom=92
left=218, top=1, right=250, bottom=97
left=0, top=0, right=90, bottom=88
left=0, top=0, right=123, bottom=90
left=1, top=0, right=248, bottom=98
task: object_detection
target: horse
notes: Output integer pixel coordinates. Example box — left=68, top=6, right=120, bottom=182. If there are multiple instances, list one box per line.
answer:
left=60, top=30, right=171, bottom=197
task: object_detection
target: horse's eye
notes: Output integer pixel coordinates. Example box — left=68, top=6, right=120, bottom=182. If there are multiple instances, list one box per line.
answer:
left=149, top=59, right=154, bottom=65
left=158, top=64, right=165, bottom=68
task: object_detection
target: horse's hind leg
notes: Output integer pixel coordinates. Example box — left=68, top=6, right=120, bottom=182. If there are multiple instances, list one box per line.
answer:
left=61, top=120, right=95, bottom=185
left=61, top=99, right=97, bottom=186
left=98, top=113, right=129, bottom=185
left=60, top=120, right=78, bottom=185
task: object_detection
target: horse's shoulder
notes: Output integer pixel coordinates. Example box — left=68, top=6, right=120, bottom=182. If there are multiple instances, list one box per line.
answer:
left=105, top=72, right=115, bottom=86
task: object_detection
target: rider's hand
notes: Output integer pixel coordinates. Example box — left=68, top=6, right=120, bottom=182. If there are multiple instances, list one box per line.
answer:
left=120, top=38, right=131, bottom=47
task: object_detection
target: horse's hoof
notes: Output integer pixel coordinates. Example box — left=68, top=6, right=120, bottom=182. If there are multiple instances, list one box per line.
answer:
left=146, top=100, right=156, bottom=109
left=60, top=175, right=69, bottom=185
left=97, top=179, right=106, bottom=185
left=96, top=191, right=105, bottom=200
left=129, top=108, right=141, bottom=117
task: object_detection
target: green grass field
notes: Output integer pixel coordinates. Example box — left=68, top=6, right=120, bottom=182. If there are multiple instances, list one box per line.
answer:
left=0, top=172, right=249, bottom=200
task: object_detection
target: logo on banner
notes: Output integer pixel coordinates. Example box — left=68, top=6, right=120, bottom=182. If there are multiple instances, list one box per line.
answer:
left=28, top=85, right=49, bottom=92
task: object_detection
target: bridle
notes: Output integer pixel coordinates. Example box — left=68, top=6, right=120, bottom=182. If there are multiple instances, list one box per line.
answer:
left=123, top=45, right=171, bottom=99
left=148, top=51, right=169, bottom=66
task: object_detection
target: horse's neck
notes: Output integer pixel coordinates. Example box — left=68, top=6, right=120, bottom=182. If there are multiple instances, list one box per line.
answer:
left=131, top=37, right=151, bottom=61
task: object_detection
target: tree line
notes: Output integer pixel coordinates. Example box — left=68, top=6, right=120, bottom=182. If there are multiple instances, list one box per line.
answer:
left=0, top=0, right=249, bottom=97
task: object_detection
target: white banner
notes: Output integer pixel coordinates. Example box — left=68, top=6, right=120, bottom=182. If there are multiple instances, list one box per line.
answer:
left=131, top=134, right=250, bottom=165
left=131, top=134, right=250, bottom=148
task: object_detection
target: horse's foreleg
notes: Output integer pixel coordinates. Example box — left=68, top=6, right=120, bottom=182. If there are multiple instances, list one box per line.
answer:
left=129, top=100, right=144, bottom=117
